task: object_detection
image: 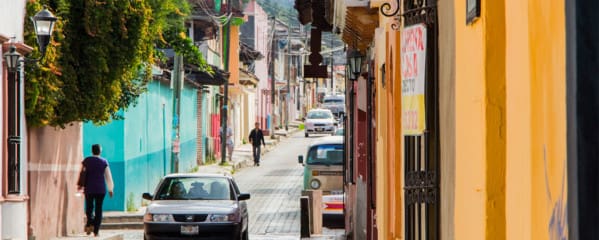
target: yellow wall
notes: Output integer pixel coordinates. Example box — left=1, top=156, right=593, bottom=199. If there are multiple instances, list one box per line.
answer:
left=373, top=12, right=403, bottom=240
left=452, top=0, right=566, bottom=238
left=454, top=0, right=489, bottom=238
left=374, top=24, right=390, bottom=240
left=527, top=0, right=567, bottom=239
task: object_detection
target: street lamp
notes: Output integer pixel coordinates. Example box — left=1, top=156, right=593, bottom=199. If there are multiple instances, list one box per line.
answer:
left=347, top=49, right=364, bottom=80
left=3, top=45, right=20, bottom=72
left=31, top=7, right=58, bottom=59
left=3, top=8, right=57, bottom=70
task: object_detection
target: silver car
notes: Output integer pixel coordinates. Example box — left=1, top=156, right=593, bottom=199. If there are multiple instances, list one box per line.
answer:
left=304, top=109, right=337, bottom=137
left=142, top=173, right=250, bottom=240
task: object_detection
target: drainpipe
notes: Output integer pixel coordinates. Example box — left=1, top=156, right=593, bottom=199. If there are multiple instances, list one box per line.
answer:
left=171, top=54, right=183, bottom=173
left=220, top=1, right=232, bottom=165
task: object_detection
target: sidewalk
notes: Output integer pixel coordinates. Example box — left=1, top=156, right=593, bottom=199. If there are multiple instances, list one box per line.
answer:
left=198, top=124, right=302, bottom=175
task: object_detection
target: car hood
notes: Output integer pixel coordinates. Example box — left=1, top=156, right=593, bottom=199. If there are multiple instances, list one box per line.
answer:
left=305, top=118, right=335, bottom=124
left=147, top=200, right=238, bottom=214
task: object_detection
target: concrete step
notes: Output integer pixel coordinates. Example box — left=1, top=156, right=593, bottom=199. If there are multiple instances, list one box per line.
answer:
left=101, top=222, right=144, bottom=230
left=103, top=215, right=143, bottom=224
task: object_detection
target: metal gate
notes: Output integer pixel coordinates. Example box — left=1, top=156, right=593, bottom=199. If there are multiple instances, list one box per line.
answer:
left=402, top=0, right=439, bottom=239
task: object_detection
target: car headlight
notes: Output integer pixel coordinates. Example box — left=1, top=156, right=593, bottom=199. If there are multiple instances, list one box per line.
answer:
left=209, top=213, right=239, bottom=222
left=310, top=179, right=321, bottom=189
left=146, top=214, right=174, bottom=222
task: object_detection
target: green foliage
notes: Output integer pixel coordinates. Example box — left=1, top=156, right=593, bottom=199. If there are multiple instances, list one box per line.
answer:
left=24, top=0, right=209, bottom=127
left=126, top=192, right=137, bottom=212
left=188, top=165, right=199, bottom=173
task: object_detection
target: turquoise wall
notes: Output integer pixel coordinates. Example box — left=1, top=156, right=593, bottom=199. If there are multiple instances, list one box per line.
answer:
left=84, top=80, right=199, bottom=211
left=83, top=120, right=125, bottom=210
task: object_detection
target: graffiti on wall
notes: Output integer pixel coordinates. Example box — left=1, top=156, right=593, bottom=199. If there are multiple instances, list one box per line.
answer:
left=544, top=146, right=568, bottom=240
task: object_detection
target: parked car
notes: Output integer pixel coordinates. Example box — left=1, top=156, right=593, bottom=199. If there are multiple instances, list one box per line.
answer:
left=298, top=136, right=344, bottom=217
left=142, top=173, right=250, bottom=240
left=322, top=95, right=346, bottom=119
left=304, top=108, right=337, bottom=137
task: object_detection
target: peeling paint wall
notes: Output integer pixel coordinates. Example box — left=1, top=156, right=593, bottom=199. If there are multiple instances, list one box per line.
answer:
left=28, top=124, right=84, bottom=239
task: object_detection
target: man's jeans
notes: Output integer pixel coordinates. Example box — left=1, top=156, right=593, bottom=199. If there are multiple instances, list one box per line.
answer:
left=85, top=193, right=106, bottom=234
left=252, top=145, right=262, bottom=164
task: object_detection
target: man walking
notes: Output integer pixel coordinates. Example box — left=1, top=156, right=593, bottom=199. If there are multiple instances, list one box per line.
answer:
left=77, top=144, right=114, bottom=236
left=249, top=122, right=266, bottom=166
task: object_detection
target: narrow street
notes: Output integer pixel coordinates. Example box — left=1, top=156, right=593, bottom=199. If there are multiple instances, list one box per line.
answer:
left=236, top=131, right=344, bottom=240
left=235, top=133, right=305, bottom=237
left=104, top=131, right=344, bottom=240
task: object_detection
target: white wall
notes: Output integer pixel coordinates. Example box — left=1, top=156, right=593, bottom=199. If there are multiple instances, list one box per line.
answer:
left=0, top=0, right=26, bottom=42
left=2, top=203, right=27, bottom=240
left=0, top=1, right=27, bottom=239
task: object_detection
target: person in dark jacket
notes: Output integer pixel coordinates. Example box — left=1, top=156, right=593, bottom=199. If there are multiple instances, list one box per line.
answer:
left=248, top=122, right=266, bottom=166
left=78, top=144, right=114, bottom=236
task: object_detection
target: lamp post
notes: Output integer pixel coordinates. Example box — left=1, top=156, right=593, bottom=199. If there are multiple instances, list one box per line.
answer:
left=2, top=8, right=57, bottom=194
left=347, top=49, right=364, bottom=80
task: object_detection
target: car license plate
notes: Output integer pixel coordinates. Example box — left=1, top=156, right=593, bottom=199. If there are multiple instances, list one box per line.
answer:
left=317, top=128, right=323, bottom=131
left=181, top=225, right=199, bottom=235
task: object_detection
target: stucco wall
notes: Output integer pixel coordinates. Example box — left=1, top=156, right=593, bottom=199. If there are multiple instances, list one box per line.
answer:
left=438, top=0, right=456, bottom=239
left=28, top=124, right=84, bottom=239
left=526, top=0, right=566, bottom=239
left=453, top=0, right=567, bottom=238
left=84, top=80, right=198, bottom=211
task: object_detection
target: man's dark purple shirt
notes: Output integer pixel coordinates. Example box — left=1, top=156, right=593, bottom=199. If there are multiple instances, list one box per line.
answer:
left=83, top=156, right=108, bottom=194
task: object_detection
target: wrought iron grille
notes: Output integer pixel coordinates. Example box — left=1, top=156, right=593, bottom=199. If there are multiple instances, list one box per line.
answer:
left=403, top=0, right=440, bottom=239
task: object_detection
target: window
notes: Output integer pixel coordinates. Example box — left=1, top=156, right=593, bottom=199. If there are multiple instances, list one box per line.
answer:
left=466, top=0, right=481, bottom=24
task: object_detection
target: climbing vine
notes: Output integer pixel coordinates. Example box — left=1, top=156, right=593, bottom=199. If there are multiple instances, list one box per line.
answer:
left=24, top=0, right=209, bottom=127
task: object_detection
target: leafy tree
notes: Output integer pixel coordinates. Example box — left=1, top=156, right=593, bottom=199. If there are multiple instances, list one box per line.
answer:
left=24, top=0, right=208, bottom=127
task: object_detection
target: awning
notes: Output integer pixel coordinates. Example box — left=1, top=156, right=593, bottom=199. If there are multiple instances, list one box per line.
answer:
left=240, top=42, right=264, bottom=64
left=239, top=68, right=259, bottom=86
left=185, top=64, right=229, bottom=86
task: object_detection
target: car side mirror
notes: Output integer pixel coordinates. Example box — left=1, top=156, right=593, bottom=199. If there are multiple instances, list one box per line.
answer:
left=142, top=193, right=153, bottom=200
left=298, top=155, right=304, bottom=164
left=238, top=193, right=251, bottom=201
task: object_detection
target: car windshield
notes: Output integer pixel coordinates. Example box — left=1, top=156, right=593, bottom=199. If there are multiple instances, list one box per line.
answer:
left=307, top=111, right=333, bottom=119
left=155, top=177, right=232, bottom=200
left=323, top=99, right=344, bottom=104
left=307, top=144, right=343, bottom=165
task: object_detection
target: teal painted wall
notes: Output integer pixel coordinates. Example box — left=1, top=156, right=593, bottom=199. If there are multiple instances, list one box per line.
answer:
left=84, top=80, right=199, bottom=211
left=83, top=120, right=125, bottom=210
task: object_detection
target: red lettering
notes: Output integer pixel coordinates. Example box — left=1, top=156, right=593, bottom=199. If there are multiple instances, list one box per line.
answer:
left=402, top=53, right=419, bottom=78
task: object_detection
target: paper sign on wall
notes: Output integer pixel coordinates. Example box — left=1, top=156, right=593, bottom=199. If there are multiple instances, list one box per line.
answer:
left=401, top=24, right=427, bottom=135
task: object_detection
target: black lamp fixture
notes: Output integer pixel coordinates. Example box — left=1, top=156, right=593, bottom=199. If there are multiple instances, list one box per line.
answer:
left=3, top=45, right=20, bottom=73
left=3, top=8, right=57, bottom=73
left=347, top=49, right=364, bottom=81
left=31, top=7, right=58, bottom=58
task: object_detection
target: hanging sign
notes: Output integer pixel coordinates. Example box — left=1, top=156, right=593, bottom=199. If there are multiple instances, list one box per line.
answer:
left=401, top=24, right=427, bottom=135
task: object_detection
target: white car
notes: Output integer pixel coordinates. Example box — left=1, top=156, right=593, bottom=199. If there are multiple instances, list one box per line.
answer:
left=304, top=109, right=337, bottom=137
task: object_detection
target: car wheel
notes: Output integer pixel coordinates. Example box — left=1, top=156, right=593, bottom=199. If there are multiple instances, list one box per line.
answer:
left=305, top=132, right=309, bottom=138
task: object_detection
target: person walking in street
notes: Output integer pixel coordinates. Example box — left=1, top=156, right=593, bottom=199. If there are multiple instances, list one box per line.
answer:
left=249, top=122, right=266, bottom=166
left=77, top=144, right=114, bottom=237
left=220, top=124, right=234, bottom=161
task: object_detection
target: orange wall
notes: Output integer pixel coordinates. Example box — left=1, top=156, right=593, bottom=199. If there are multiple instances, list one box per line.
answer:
left=229, top=25, right=240, bottom=85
